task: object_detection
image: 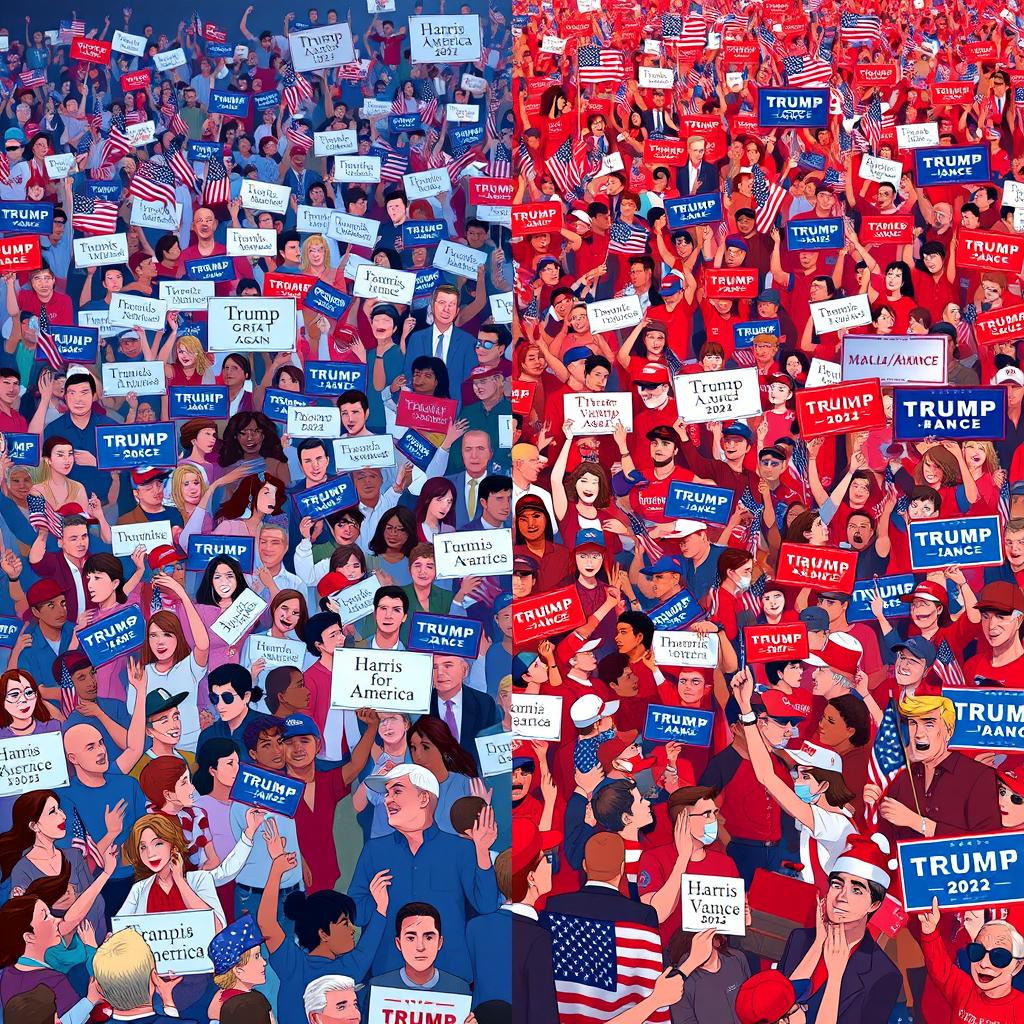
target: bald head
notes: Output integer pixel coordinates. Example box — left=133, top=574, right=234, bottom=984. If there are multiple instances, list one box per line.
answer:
left=64, top=723, right=109, bottom=777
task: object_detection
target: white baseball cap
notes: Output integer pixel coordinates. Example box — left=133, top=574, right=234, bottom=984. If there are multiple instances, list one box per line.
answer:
left=570, top=693, right=620, bottom=728
left=364, top=763, right=440, bottom=798
left=662, top=519, right=707, bottom=540
left=788, top=740, right=843, bottom=773
left=994, top=366, right=1024, bottom=387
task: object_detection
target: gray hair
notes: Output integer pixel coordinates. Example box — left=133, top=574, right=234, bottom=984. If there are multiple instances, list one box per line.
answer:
left=979, top=920, right=1024, bottom=960
left=303, top=975, right=357, bottom=1018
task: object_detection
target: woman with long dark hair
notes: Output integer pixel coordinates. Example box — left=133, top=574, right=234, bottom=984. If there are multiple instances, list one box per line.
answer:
left=194, top=556, right=260, bottom=695
left=413, top=477, right=457, bottom=543
left=408, top=716, right=478, bottom=836
left=366, top=506, right=418, bottom=584
left=219, top=411, right=290, bottom=483
left=0, top=670, right=60, bottom=739
left=179, top=468, right=288, bottom=549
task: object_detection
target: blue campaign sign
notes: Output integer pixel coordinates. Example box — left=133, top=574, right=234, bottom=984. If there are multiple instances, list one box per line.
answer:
left=408, top=613, right=483, bottom=658
left=187, top=535, right=255, bottom=573
left=254, top=91, right=280, bottom=112
left=209, top=90, right=251, bottom=116
left=664, top=481, right=734, bottom=525
left=914, top=145, right=991, bottom=186
left=945, top=688, right=1024, bottom=752
left=0, top=202, right=54, bottom=234
left=798, top=152, right=827, bottom=171
left=230, top=763, right=305, bottom=817
left=664, top=193, right=724, bottom=229
left=303, top=280, right=352, bottom=319
left=95, top=423, right=177, bottom=469
left=306, top=362, right=368, bottom=396
left=186, top=255, right=235, bottom=282
left=649, top=589, right=702, bottom=630
left=206, top=42, right=233, bottom=57
left=3, top=433, right=40, bottom=466
left=263, top=388, right=311, bottom=424
left=0, top=616, right=22, bottom=648
left=293, top=474, right=357, bottom=520
left=168, top=386, right=229, bottom=419
left=908, top=515, right=1003, bottom=571
left=893, top=387, right=1006, bottom=441
left=396, top=429, right=437, bottom=470
left=898, top=831, right=1024, bottom=911
left=401, top=220, right=449, bottom=247
left=414, top=268, right=443, bottom=296
left=786, top=218, right=845, bottom=251
left=389, top=114, right=424, bottom=135
left=848, top=574, right=916, bottom=623
left=451, top=124, right=486, bottom=150
left=41, top=326, right=99, bottom=364
left=643, top=704, right=714, bottom=747
left=189, top=140, right=222, bottom=163
left=734, top=319, right=780, bottom=349
left=757, top=88, right=829, bottom=126
left=79, top=606, right=146, bottom=668
left=85, top=181, right=122, bottom=202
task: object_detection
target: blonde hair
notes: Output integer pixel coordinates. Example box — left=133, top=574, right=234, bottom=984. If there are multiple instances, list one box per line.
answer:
left=175, top=335, right=211, bottom=376
left=213, top=946, right=255, bottom=990
left=92, top=929, right=157, bottom=1011
left=169, top=464, right=206, bottom=519
left=898, top=694, right=956, bottom=734
left=301, top=234, right=332, bottom=273
left=123, top=813, right=195, bottom=880
left=962, top=440, right=1001, bottom=475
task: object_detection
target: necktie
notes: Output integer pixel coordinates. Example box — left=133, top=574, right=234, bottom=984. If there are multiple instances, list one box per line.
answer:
left=434, top=331, right=446, bottom=359
left=468, top=477, right=478, bottom=519
left=444, top=699, right=459, bottom=741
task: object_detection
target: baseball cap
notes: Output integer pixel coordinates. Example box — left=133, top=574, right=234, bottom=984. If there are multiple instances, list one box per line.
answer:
left=893, top=635, right=937, bottom=666
left=735, top=971, right=809, bottom=1024
left=757, top=288, right=781, bottom=306
left=145, top=687, right=189, bottom=718
left=788, top=740, right=843, bottom=772
left=569, top=209, right=592, bottom=225
left=900, top=580, right=948, bottom=607
left=513, top=554, right=540, bottom=575
left=563, top=345, right=592, bottom=365
left=817, top=591, right=851, bottom=603
left=766, top=373, right=793, bottom=389
left=570, top=693, right=620, bottom=728
left=640, top=554, right=687, bottom=577
left=468, top=363, right=503, bottom=380
left=999, top=756, right=1024, bottom=798
left=799, top=607, right=830, bottom=632
left=635, top=362, right=671, bottom=385
left=722, top=423, right=753, bottom=443
left=661, top=519, right=707, bottom=540
left=364, top=763, right=440, bottom=798
left=660, top=276, right=684, bottom=297
left=131, top=466, right=170, bottom=487
left=977, top=581, right=1024, bottom=615
left=725, top=234, right=749, bottom=252
left=282, top=714, right=321, bottom=740
left=27, top=579, right=64, bottom=607
left=598, top=732, right=655, bottom=773
left=511, top=818, right=563, bottom=874
left=317, top=571, right=349, bottom=600
left=51, top=650, right=91, bottom=682
left=804, top=633, right=863, bottom=676
left=573, top=528, right=606, bottom=552
left=148, top=544, right=186, bottom=571
left=755, top=689, right=809, bottom=723
left=994, top=366, right=1024, bottom=387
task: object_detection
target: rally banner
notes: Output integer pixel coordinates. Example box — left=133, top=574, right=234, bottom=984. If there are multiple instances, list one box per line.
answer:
left=289, top=24, right=356, bottom=70
left=73, top=234, right=129, bottom=265
left=3, top=434, right=39, bottom=466
left=664, top=193, right=724, bottom=229
left=975, top=307, right=1024, bottom=347
left=786, top=218, right=844, bottom=251
left=586, top=296, right=644, bottom=333
left=433, top=239, right=489, bottom=278
left=562, top=391, right=633, bottom=434
left=757, top=88, right=829, bottom=126
left=673, top=367, right=763, bottom=423
left=893, top=388, right=1005, bottom=441
left=185, top=255, right=235, bottom=282
left=168, top=386, right=229, bottom=420
left=107, top=293, right=168, bottom=332
left=470, top=178, right=515, bottom=206
left=433, top=529, right=513, bottom=579
left=0, top=618, right=22, bottom=648
left=211, top=591, right=268, bottom=646
left=333, top=434, right=395, bottom=470
left=896, top=123, right=940, bottom=149
left=330, top=649, right=434, bottom=713
left=306, top=363, right=367, bottom=396
left=95, top=423, right=176, bottom=469
left=743, top=624, right=810, bottom=663
left=511, top=585, right=587, bottom=643
left=734, top=320, right=780, bottom=349
left=187, top=535, right=256, bottom=574
left=651, top=630, right=718, bottom=668
left=264, top=274, right=318, bottom=302
left=841, top=335, right=946, bottom=386
left=664, top=481, right=734, bottom=525
left=353, top=265, right=416, bottom=305
left=110, top=911, right=216, bottom=976
left=854, top=63, right=897, bottom=87
left=246, top=633, right=308, bottom=672
left=230, top=764, right=305, bottom=817
left=945, top=689, right=1024, bottom=751
left=703, top=268, right=758, bottom=299
left=914, top=145, right=991, bottom=185
left=407, top=613, right=484, bottom=658
left=643, top=704, right=715, bottom=746
left=402, top=220, right=448, bottom=248
left=70, top=37, right=112, bottom=63
left=848, top=574, right=916, bottom=623
left=239, top=180, right=291, bottom=215
left=908, top=516, right=1003, bottom=571
left=263, top=389, right=310, bottom=424
left=314, top=129, right=358, bottom=157
left=475, top=733, right=513, bottom=777
left=110, top=522, right=173, bottom=557
left=292, top=474, right=358, bottom=520
left=208, top=91, right=250, bottom=117
left=774, top=543, right=857, bottom=592
left=681, top=875, right=746, bottom=936
left=511, top=694, right=563, bottom=740
left=858, top=154, right=903, bottom=187
left=408, top=15, right=481, bottom=63
left=43, top=327, right=98, bottom=364
left=809, top=293, right=873, bottom=334
left=0, top=235, right=41, bottom=274
left=931, top=81, right=975, bottom=105
left=395, top=393, right=458, bottom=433
left=860, top=216, right=914, bottom=245
left=226, top=229, right=277, bottom=258
left=207, top=299, right=296, bottom=352
left=956, top=231, right=1024, bottom=276
left=795, top=379, right=886, bottom=437
left=78, top=606, right=146, bottom=667
left=511, top=203, right=563, bottom=236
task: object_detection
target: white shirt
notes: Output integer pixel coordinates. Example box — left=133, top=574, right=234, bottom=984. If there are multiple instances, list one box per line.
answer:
left=432, top=323, right=455, bottom=363
left=688, top=162, right=700, bottom=194
left=66, top=556, right=86, bottom=621
left=798, top=804, right=856, bottom=886
left=0, top=161, right=29, bottom=201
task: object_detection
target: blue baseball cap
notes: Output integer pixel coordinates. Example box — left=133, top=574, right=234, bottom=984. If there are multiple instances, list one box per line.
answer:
left=563, top=345, right=592, bottom=365
left=493, top=591, right=513, bottom=613
left=799, top=607, right=830, bottom=632
left=282, top=714, right=321, bottom=740
left=660, top=275, right=684, bottom=297
left=893, top=635, right=937, bottom=666
left=722, top=423, right=753, bottom=443
left=573, top=528, right=605, bottom=551
left=640, top=554, right=687, bottom=577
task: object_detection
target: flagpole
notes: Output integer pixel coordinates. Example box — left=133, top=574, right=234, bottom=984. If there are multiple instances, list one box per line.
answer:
left=891, top=698, right=924, bottom=820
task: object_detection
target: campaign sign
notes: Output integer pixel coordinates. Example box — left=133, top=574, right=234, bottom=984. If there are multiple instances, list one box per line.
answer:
left=511, top=694, right=563, bottom=741
left=0, top=617, right=22, bottom=648
left=333, top=156, right=383, bottom=184
left=208, top=298, right=296, bottom=352
left=168, top=386, right=229, bottom=420
left=209, top=90, right=250, bottom=117
left=408, top=613, right=483, bottom=658
left=246, top=633, right=307, bottom=672
left=188, top=140, right=223, bottom=163
left=402, top=220, right=449, bottom=247
left=975, top=307, right=1024, bottom=347
left=314, top=129, right=358, bottom=157
left=674, top=367, right=763, bottom=424
left=110, top=522, right=173, bottom=557
left=389, top=113, right=424, bottom=135
left=409, top=14, right=482, bottom=63
left=293, top=474, right=357, bottom=520
left=775, top=543, right=857, bottom=592
left=306, top=362, right=368, bottom=396
left=681, top=874, right=746, bottom=937
left=287, top=406, right=341, bottom=439
left=809, top=293, right=873, bottom=334
left=186, top=255, right=235, bottom=282
left=0, top=202, right=53, bottom=234
left=665, top=193, right=724, bottom=229
left=786, top=218, right=844, bottom=251
left=848, top=574, right=916, bottom=623
left=253, top=91, right=280, bottom=113
left=858, top=153, right=903, bottom=185
left=395, top=429, right=437, bottom=471
left=648, top=588, right=703, bottom=631
left=469, top=178, right=515, bottom=206
left=187, top=535, right=255, bottom=574
left=0, top=732, right=69, bottom=796
left=289, top=24, right=356, bottom=71
left=3, top=433, right=39, bottom=466
left=651, top=630, right=719, bottom=668
left=893, top=387, right=1005, bottom=441
left=896, top=123, right=940, bottom=149
left=121, top=69, right=151, bottom=92
left=101, top=360, right=168, bottom=399
left=239, top=180, right=291, bottom=215
left=231, top=763, right=305, bottom=818
left=914, top=146, right=991, bottom=186
left=703, top=269, right=758, bottom=300
left=415, top=268, right=443, bottom=297
left=110, top=910, right=216, bottom=976
left=211, top=590, right=268, bottom=646
left=476, top=733, right=513, bottom=778
left=587, top=295, right=644, bottom=334
left=95, top=423, right=176, bottom=469
left=733, top=319, right=780, bottom=349
left=70, top=36, right=112, bottom=63
left=795, top=379, right=885, bottom=438
left=395, top=393, right=458, bottom=433
left=861, top=216, right=915, bottom=246
left=644, top=704, right=714, bottom=747
left=908, top=516, right=1003, bottom=571
left=512, top=585, right=587, bottom=643
left=353, top=264, right=416, bottom=305
left=153, top=48, right=187, bottom=71
left=44, top=326, right=98, bottom=364
left=931, top=81, right=975, bottom=105
left=946, top=689, right=1024, bottom=752
left=0, top=235, right=41, bottom=274
left=664, top=481, right=734, bottom=525
left=303, top=281, right=352, bottom=321
left=331, top=649, right=434, bottom=713
left=226, top=229, right=277, bottom=258
left=842, top=335, right=946, bottom=387
left=806, top=359, right=842, bottom=388
left=898, top=832, right=1024, bottom=912
left=264, top=274, right=318, bottom=302
left=434, top=529, right=513, bottom=579
left=758, top=88, right=829, bottom=127
left=562, top=391, right=632, bottom=435
left=263, top=388, right=311, bottom=424
left=957, top=230, right=1024, bottom=276
left=744, top=624, right=809, bottom=663
left=433, top=239, right=488, bottom=278
left=107, top=293, right=168, bottom=332
left=79, top=606, right=146, bottom=668
left=333, top=434, right=394, bottom=470
left=329, top=576, right=376, bottom=627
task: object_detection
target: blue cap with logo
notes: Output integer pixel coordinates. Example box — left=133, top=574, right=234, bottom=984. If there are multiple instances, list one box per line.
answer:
left=282, top=714, right=321, bottom=740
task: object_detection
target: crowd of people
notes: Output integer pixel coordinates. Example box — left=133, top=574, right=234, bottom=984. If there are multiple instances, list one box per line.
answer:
left=509, top=0, right=1024, bottom=1022
left=0, top=2, right=515, bottom=1023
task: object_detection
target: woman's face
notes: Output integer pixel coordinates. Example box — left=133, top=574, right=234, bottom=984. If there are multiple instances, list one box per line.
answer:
left=181, top=471, right=204, bottom=505
left=809, top=516, right=829, bottom=545
left=212, top=564, right=238, bottom=599
left=702, top=353, right=723, bottom=371
left=963, top=442, right=987, bottom=471
left=211, top=752, right=240, bottom=788
left=568, top=308, right=589, bottom=333
left=274, top=599, right=301, bottom=633
left=339, top=554, right=363, bottom=581
left=574, top=471, right=601, bottom=505
left=28, top=900, right=60, bottom=953
left=875, top=308, right=895, bottom=332
left=762, top=590, right=785, bottom=616
left=522, top=346, right=545, bottom=376
left=31, top=137, right=49, bottom=159
left=378, top=713, right=407, bottom=745
left=308, top=240, right=326, bottom=263
left=255, top=483, right=279, bottom=515
left=86, top=570, right=118, bottom=604
left=235, top=946, right=267, bottom=987
left=177, top=342, right=196, bottom=369
left=222, top=359, right=246, bottom=386
left=278, top=370, right=302, bottom=392
left=944, top=303, right=961, bottom=324
left=411, top=367, right=438, bottom=393
left=196, top=426, right=218, bottom=454
left=383, top=515, right=409, bottom=551
left=33, top=797, right=67, bottom=841
left=849, top=477, right=871, bottom=505
left=165, top=241, right=181, bottom=262
left=745, top=142, right=760, bottom=163
left=885, top=267, right=904, bottom=292
left=409, top=731, right=446, bottom=776
left=148, top=624, right=177, bottom=662
left=237, top=419, right=263, bottom=454
left=817, top=705, right=852, bottom=748
left=427, top=491, right=454, bottom=521
left=784, top=355, right=803, bottom=378
left=517, top=508, right=547, bottom=542
left=922, top=457, right=943, bottom=487
left=47, top=443, right=75, bottom=476
left=767, top=382, right=791, bottom=406
left=8, top=469, right=32, bottom=501
left=373, top=251, right=390, bottom=267
left=410, top=557, right=436, bottom=587
left=137, top=827, right=173, bottom=874
left=4, top=676, right=37, bottom=723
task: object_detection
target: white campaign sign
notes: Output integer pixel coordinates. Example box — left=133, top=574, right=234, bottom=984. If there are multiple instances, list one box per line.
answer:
left=475, top=732, right=513, bottom=777
left=286, top=405, right=342, bottom=438
left=331, top=649, right=434, bottom=713
left=896, top=122, right=940, bottom=149
left=112, top=29, right=147, bottom=55
left=842, top=334, right=947, bottom=386
left=159, top=280, right=214, bottom=311
left=73, top=234, right=129, bottom=268
left=432, top=238, right=488, bottom=277
left=125, top=120, right=156, bottom=147
left=1004, top=180, right=1024, bottom=208
left=563, top=391, right=633, bottom=434
left=639, top=66, right=675, bottom=89
left=101, top=360, right=167, bottom=398
left=681, top=874, right=746, bottom=936
left=110, top=521, right=174, bottom=557
left=353, top=264, right=416, bottom=305
left=130, top=199, right=184, bottom=232
left=314, top=129, right=359, bottom=156
left=408, top=15, right=482, bottom=63
left=673, top=367, right=763, bottom=423
left=334, top=156, right=383, bottom=183
left=153, top=48, right=187, bottom=71
left=210, top=590, right=268, bottom=646
left=652, top=630, right=719, bottom=668
left=333, top=434, right=396, bottom=470
left=489, top=292, right=513, bottom=324
left=810, top=293, right=873, bottom=334
left=404, top=167, right=453, bottom=201
left=296, top=205, right=335, bottom=236
left=0, top=732, right=69, bottom=796
left=289, top=24, right=356, bottom=71
left=208, top=298, right=297, bottom=352
left=110, top=912, right=216, bottom=975
left=368, top=989, right=472, bottom=1024
left=586, top=295, right=644, bottom=333
left=512, top=694, right=563, bottom=741
left=107, top=293, right=168, bottom=331
left=806, top=357, right=843, bottom=389
left=540, top=35, right=567, bottom=54
left=78, top=308, right=120, bottom=339
left=859, top=153, right=904, bottom=184
left=446, top=103, right=479, bottom=122
left=227, top=228, right=277, bottom=257
left=239, top=180, right=292, bottom=215
left=333, top=576, right=378, bottom=625
left=328, top=210, right=381, bottom=248
left=362, top=98, right=393, bottom=119
left=44, top=153, right=76, bottom=179
left=246, top=633, right=308, bottom=670
left=433, top=529, right=513, bottom=579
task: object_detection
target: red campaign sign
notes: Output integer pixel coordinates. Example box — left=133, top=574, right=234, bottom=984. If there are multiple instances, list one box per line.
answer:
left=204, top=23, right=228, bottom=42
left=527, top=78, right=553, bottom=96
left=744, top=624, right=810, bottom=663
left=964, top=41, right=997, bottom=60
left=854, top=64, right=897, bottom=88
left=524, top=96, right=543, bottom=117
left=774, top=543, right=858, bottom=593
left=470, top=178, right=515, bottom=206
left=512, top=585, right=588, bottom=644
left=512, top=203, right=562, bottom=237
left=264, top=273, right=318, bottom=300
left=121, top=69, right=152, bottom=92
left=723, top=41, right=758, bottom=64
left=560, top=15, right=593, bottom=35
left=0, top=235, right=41, bottom=275
left=395, top=392, right=458, bottom=433
left=704, top=268, right=758, bottom=299
left=781, top=18, right=808, bottom=34
left=956, top=230, right=1024, bottom=276
left=679, top=116, right=725, bottom=162
left=795, top=379, right=886, bottom=438
left=975, top=306, right=1024, bottom=346
left=70, top=37, right=112, bottom=64
left=861, top=215, right=914, bottom=245
left=730, top=114, right=762, bottom=138
left=931, top=81, right=975, bottom=105
left=644, top=139, right=690, bottom=167
left=512, top=382, right=537, bottom=415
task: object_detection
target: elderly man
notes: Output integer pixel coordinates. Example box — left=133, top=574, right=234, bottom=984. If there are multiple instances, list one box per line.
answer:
left=348, top=763, right=499, bottom=981
left=511, top=442, right=555, bottom=523
left=429, top=654, right=499, bottom=767
left=303, top=975, right=361, bottom=1024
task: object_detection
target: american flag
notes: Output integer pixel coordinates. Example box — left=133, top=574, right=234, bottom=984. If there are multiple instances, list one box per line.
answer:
left=544, top=912, right=671, bottom=1024
left=753, top=165, right=786, bottom=233
left=865, top=699, right=906, bottom=825
left=862, top=95, right=883, bottom=154
left=338, top=61, right=365, bottom=82
left=883, top=464, right=910, bottom=515
left=166, top=135, right=197, bottom=190
left=58, top=19, right=86, bottom=43
left=516, top=140, right=536, bottom=181
left=607, top=220, right=650, bottom=256
left=285, top=120, right=314, bottom=150
left=70, top=806, right=103, bottom=874
left=661, top=13, right=682, bottom=42
left=758, top=24, right=784, bottom=58
left=35, top=307, right=63, bottom=372
left=100, top=112, right=133, bottom=168
left=18, top=69, right=46, bottom=89
left=128, top=161, right=176, bottom=207
left=623, top=507, right=663, bottom=560
left=27, top=493, right=63, bottom=538
left=280, top=61, right=314, bottom=115
left=841, top=11, right=883, bottom=45
left=547, top=137, right=587, bottom=198
left=72, top=192, right=119, bottom=235
left=160, top=93, right=189, bottom=138
left=738, top=486, right=764, bottom=555
left=59, top=658, right=78, bottom=718
left=999, top=477, right=1012, bottom=527
left=488, top=142, right=512, bottom=178
left=202, top=155, right=230, bottom=206
left=783, top=55, right=831, bottom=88
left=369, top=143, right=410, bottom=184
left=935, top=638, right=966, bottom=687
left=0, top=153, right=9, bottom=187
left=577, top=46, right=626, bottom=85
left=741, top=571, right=767, bottom=616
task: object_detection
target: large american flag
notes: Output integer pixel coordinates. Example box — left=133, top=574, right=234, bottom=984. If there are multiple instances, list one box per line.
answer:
left=70, top=806, right=103, bottom=874
left=607, top=220, right=650, bottom=255
left=488, top=142, right=512, bottom=178
left=202, top=155, right=230, bottom=206
left=27, top=494, right=64, bottom=538
left=544, top=912, right=670, bottom=1024
left=935, top=638, right=966, bottom=687
left=865, top=699, right=906, bottom=825
left=58, top=19, right=86, bottom=43
left=783, top=55, right=832, bottom=88
left=753, top=165, right=786, bottom=233
left=160, top=93, right=189, bottom=138
left=100, top=112, right=133, bottom=167
left=128, top=161, right=176, bottom=207
left=369, top=143, right=410, bottom=184
left=18, top=69, right=47, bottom=89
left=72, top=192, right=119, bottom=235
left=34, top=307, right=63, bottom=372
left=547, top=137, right=587, bottom=198
left=280, top=61, right=314, bottom=115
left=578, top=46, right=626, bottom=85
left=166, top=135, right=197, bottom=190
left=841, top=11, right=883, bottom=45
left=285, top=119, right=314, bottom=150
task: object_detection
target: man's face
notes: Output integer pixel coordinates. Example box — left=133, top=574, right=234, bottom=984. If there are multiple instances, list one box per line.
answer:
left=471, top=373, right=503, bottom=403
left=512, top=766, right=533, bottom=802
left=135, top=479, right=165, bottom=511
left=147, top=707, right=182, bottom=747
left=316, top=625, right=345, bottom=657
left=383, top=777, right=431, bottom=831
left=59, top=524, right=89, bottom=561
left=284, top=733, right=318, bottom=770
left=300, top=446, right=329, bottom=482
left=982, top=609, right=1021, bottom=648
left=193, top=208, right=216, bottom=239
left=258, top=531, right=287, bottom=568
left=33, top=594, right=68, bottom=629
left=282, top=240, right=301, bottom=263
left=375, top=597, right=407, bottom=633
left=894, top=649, right=927, bottom=688
left=584, top=367, right=609, bottom=392
left=432, top=656, right=466, bottom=695
left=826, top=872, right=879, bottom=925
left=339, top=402, right=367, bottom=435
left=315, top=988, right=361, bottom=1024
left=614, top=624, right=642, bottom=655
left=677, top=671, right=707, bottom=706
left=396, top=914, right=443, bottom=973
left=846, top=515, right=873, bottom=550
left=688, top=139, right=705, bottom=165
left=626, top=786, right=654, bottom=828
left=906, top=712, right=950, bottom=762
left=628, top=263, right=650, bottom=290
left=66, top=725, right=108, bottom=775
left=352, top=469, right=383, bottom=502
left=1005, top=529, right=1024, bottom=564
left=250, top=728, right=286, bottom=770
left=480, top=489, right=511, bottom=524
left=433, top=292, right=459, bottom=327
left=971, top=924, right=1024, bottom=994
left=64, top=381, right=94, bottom=418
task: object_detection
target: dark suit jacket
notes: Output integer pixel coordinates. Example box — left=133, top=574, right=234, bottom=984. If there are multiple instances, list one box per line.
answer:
left=779, top=926, right=901, bottom=1024
left=640, top=110, right=677, bottom=139
left=405, top=325, right=478, bottom=399
left=429, top=684, right=498, bottom=765
left=544, top=882, right=662, bottom=932
left=675, top=159, right=719, bottom=197
left=512, top=912, right=559, bottom=1024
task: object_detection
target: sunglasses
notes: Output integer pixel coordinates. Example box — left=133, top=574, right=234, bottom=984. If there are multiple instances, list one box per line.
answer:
left=210, top=691, right=237, bottom=705
left=1005, top=790, right=1024, bottom=806
left=475, top=340, right=499, bottom=349
left=5, top=145, right=23, bottom=153
left=967, top=942, right=1021, bottom=969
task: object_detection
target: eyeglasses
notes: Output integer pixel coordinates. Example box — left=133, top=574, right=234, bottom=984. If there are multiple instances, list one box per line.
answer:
left=1008, top=791, right=1024, bottom=806
left=159, top=563, right=184, bottom=574
left=4, top=690, right=32, bottom=703
left=5, top=145, right=23, bottom=153
left=967, top=942, right=1022, bottom=969
left=211, top=691, right=237, bottom=705
left=476, top=340, right=499, bottom=349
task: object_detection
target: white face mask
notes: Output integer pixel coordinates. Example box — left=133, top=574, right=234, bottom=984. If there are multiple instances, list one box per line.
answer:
left=734, top=574, right=751, bottom=592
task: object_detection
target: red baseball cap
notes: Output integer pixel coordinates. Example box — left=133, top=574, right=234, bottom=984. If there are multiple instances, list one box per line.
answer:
left=803, top=634, right=862, bottom=678
left=598, top=732, right=655, bottom=773
left=635, top=362, right=670, bottom=385
left=900, top=580, right=948, bottom=608
left=148, top=544, right=186, bottom=571
left=756, top=689, right=809, bottom=721
left=27, top=578, right=64, bottom=607
left=317, top=571, right=350, bottom=599
left=999, top=756, right=1024, bottom=798
left=735, top=971, right=803, bottom=1024
left=511, top=819, right=563, bottom=874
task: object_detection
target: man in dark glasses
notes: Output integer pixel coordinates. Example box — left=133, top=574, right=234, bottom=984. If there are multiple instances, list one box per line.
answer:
left=1, top=129, right=30, bottom=201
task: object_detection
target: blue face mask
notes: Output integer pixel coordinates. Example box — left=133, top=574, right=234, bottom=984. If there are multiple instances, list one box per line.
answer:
left=599, top=726, right=616, bottom=742
left=701, top=821, right=719, bottom=845
left=794, top=783, right=817, bottom=804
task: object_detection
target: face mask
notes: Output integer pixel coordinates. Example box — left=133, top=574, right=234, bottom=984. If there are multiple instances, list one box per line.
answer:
left=734, top=575, right=751, bottom=591
left=599, top=726, right=616, bottom=742
left=794, top=783, right=817, bottom=804
left=701, top=821, right=719, bottom=845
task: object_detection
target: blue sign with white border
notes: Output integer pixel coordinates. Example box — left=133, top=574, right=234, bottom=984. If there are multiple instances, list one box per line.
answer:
left=648, top=589, right=702, bottom=630
left=95, top=423, right=177, bottom=469
left=786, top=218, right=844, bottom=251
left=0, top=617, right=22, bottom=648
left=893, top=387, right=1006, bottom=441
left=908, top=515, right=1003, bottom=571
left=0, top=202, right=54, bottom=234
left=758, top=88, right=829, bottom=126
left=230, top=763, right=305, bottom=818
left=303, top=280, right=352, bottom=319
left=664, top=193, right=723, bottom=230
left=664, top=481, right=734, bottom=525
left=848, top=573, right=916, bottom=623
left=643, top=703, right=714, bottom=746
left=40, top=326, right=99, bottom=364
left=187, top=535, right=255, bottom=573
left=396, top=429, right=437, bottom=470
left=188, top=140, right=222, bottom=163
left=734, top=319, right=780, bottom=349
left=306, top=362, right=367, bottom=396
left=3, top=433, right=40, bottom=466
left=408, top=613, right=483, bottom=658
left=168, top=386, right=229, bottom=419
left=914, top=145, right=991, bottom=186
left=401, top=220, right=449, bottom=247
left=945, top=688, right=1024, bottom=751
left=263, top=388, right=314, bottom=424
left=78, top=606, right=146, bottom=667
left=254, top=91, right=280, bottom=112
left=186, top=255, right=235, bottom=282
left=293, top=474, right=357, bottom=520
left=209, top=90, right=250, bottom=116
